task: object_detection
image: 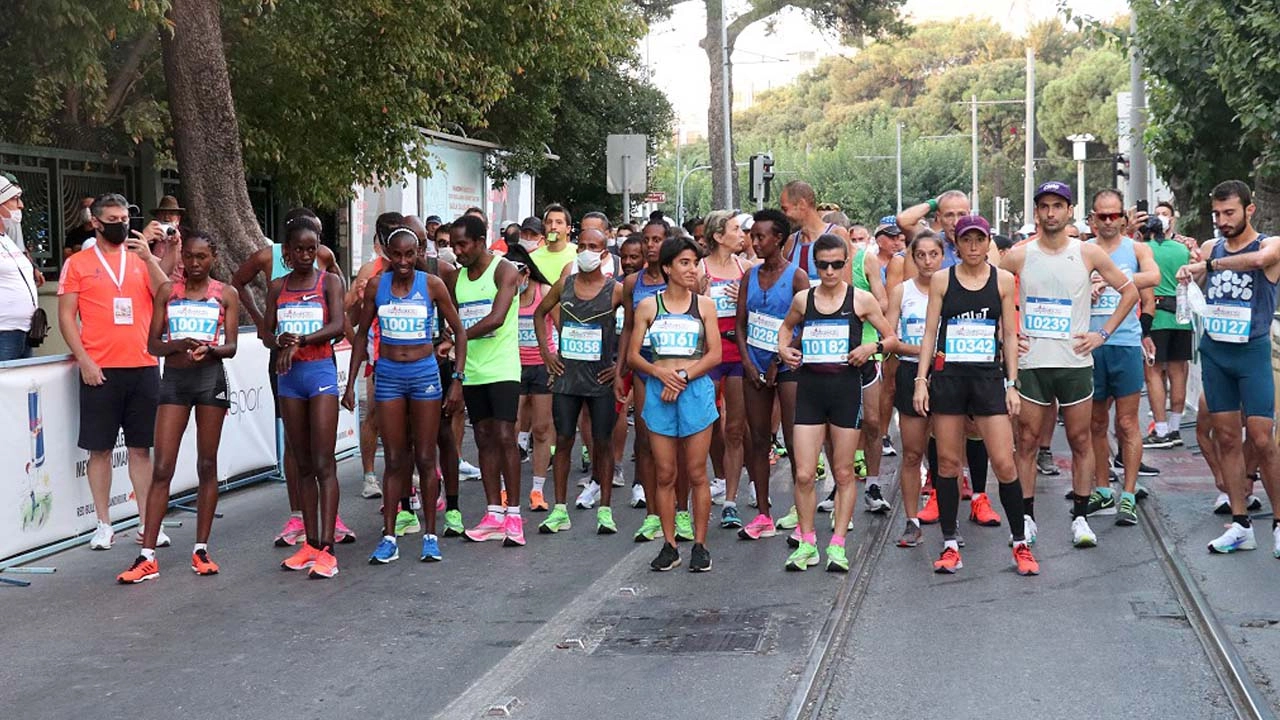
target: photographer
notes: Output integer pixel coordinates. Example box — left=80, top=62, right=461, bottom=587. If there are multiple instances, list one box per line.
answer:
left=149, top=195, right=185, bottom=280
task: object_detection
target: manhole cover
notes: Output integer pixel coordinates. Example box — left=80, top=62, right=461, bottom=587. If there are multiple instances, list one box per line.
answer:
left=1131, top=600, right=1186, bottom=620
left=593, top=609, right=769, bottom=655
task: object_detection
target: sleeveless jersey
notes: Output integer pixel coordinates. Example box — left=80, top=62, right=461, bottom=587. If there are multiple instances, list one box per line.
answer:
left=937, top=264, right=1002, bottom=375
left=702, top=255, right=749, bottom=364
left=787, top=223, right=837, bottom=281
left=897, top=278, right=929, bottom=365
left=166, top=279, right=226, bottom=345
left=649, top=292, right=705, bottom=361
left=1204, top=236, right=1277, bottom=344
left=744, top=261, right=798, bottom=374
left=556, top=275, right=618, bottom=396
left=1150, top=237, right=1192, bottom=331
left=375, top=270, right=433, bottom=347
left=276, top=272, right=333, bottom=362
left=632, top=271, right=667, bottom=350
left=455, top=258, right=519, bottom=385
left=1018, top=238, right=1092, bottom=370
left=1089, top=237, right=1141, bottom=347
left=517, top=284, right=557, bottom=365
left=800, top=286, right=860, bottom=374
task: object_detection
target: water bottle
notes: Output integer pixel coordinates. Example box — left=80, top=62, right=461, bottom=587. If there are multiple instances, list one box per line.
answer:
left=1175, top=281, right=1191, bottom=324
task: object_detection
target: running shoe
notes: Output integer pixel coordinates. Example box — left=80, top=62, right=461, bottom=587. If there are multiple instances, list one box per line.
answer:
left=442, top=509, right=465, bottom=537
left=775, top=505, right=800, bottom=530
left=1071, top=516, right=1098, bottom=548
left=1213, top=492, right=1231, bottom=515
left=281, top=543, right=320, bottom=571
left=334, top=515, right=357, bottom=544
left=89, top=522, right=114, bottom=550
left=539, top=505, right=572, bottom=534
left=881, top=436, right=896, bottom=456
left=634, top=514, right=662, bottom=542
left=529, top=489, right=549, bottom=512
left=577, top=474, right=590, bottom=488
left=787, top=528, right=803, bottom=548
left=420, top=534, right=442, bottom=562
left=1012, top=542, right=1040, bottom=576
left=464, top=513, right=507, bottom=542
left=749, top=483, right=759, bottom=508
left=932, top=545, right=962, bottom=574
left=817, top=497, right=835, bottom=513
left=274, top=516, right=306, bottom=547
left=309, top=548, right=339, bottom=578
left=853, top=451, right=866, bottom=479
left=1025, top=515, right=1038, bottom=546
left=459, top=459, right=482, bottom=480
left=651, top=542, right=681, bottom=571
left=1036, top=449, right=1060, bottom=476
left=1273, top=525, right=1280, bottom=559
left=191, top=549, right=219, bottom=575
left=1168, top=430, right=1183, bottom=446
left=785, top=542, right=820, bottom=571
left=1142, top=431, right=1175, bottom=449
left=630, top=484, right=647, bottom=508
left=817, top=455, right=828, bottom=481
left=918, top=492, right=939, bottom=524
left=689, top=543, right=712, bottom=572
left=361, top=472, right=382, bottom=498
left=612, top=465, right=626, bottom=487
left=710, top=478, right=727, bottom=505
left=769, top=447, right=778, bottom=466
left=720, top=505, right=743, bottom=529
left=1136, top=483, right=1150, bottom=500
left=772, top=437, right=788, bottom=458
left=1085, top=489, right=1117, bottom=516
left=897, top=520, right=923, bottom=548
left=864, top=484, right=891, bottom=513
left=117, top=556, right=159, bottom=584
left=829, top=512, right=854, bottom=531
left=1249, top=494, right=1263, bottom=511
left=597, top=507, right=618, bottom=534
left=395, top=510, right=421, bottom=536
left=675, top=511, right=695, bottom=541
left=1116, top=493, right=1138, bottom=526
left=825, top=544, right=849, bottom=572
left=501, top=489, right=508, bottom=508
left=575, top=481, right=600, bottom=509
left=968, top=493, right=1002, bottom=526
left=580, top=446, right=591, bottom=474
left=960, top=474, right=972, bottom=501
left=503, top=515, right=526, bottom=547
left=369, top=537, right=399, bottom=564
left=1114, top=456, right=1160, bottom=477
left=738, top=514, right=777, bottom=540
left=1208, top=523, right=1256, bottom=554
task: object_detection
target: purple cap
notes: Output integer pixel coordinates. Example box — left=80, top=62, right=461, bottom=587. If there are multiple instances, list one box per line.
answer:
left=1034, top=181, right=1074, bottom=204
left=954, top=215, right=991, bottom=238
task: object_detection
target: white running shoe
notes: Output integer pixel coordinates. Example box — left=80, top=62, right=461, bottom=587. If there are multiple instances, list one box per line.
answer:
left=1212, top=492, right=1230, bottom=514
left=89, top=522, right=113, bottom=550
left=710, top=478, right=727, bottom=505
left=459, top=460, right=482, bottom=480
left=361, top=472, right=382, bottom=499
left=749, top=482, right=758, bottom=508
left=1208, top=522, right=1257, bottom=554
left=612, top=465, right=626, bottom=487
left=1273, top=525, right=1280, bottom=559
left=817, top=498, right=835, bottom=513
left=576, top=481, right=601, bottom=509
left=881, top=436, right=896, bottom=456
left=630, top=483, right=647, bottom=508
left=1025, top=515, right=1038, bottom=546
left=1247, top=494, right=1263, bottom=511
left=135, top=528, right=172, bottom=547
left=863, top=484, right=892, bottom=513
left=1071, top=516, right=1097, bottom=548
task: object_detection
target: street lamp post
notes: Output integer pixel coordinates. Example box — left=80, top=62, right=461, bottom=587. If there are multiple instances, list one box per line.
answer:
left=677, top=164, right=711, bottom=226
left=1067, top=133, right=1095, bottom=221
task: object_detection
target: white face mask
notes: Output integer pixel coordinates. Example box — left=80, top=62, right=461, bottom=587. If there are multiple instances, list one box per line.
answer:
left=1159, top=215, right=1172, bottom=234
left=438, top=247, right=457, bottom=265
left=519, top=238, right=541, bottom=252
left=6, top=209, right=22, bottom=224
left=576, top=249, right=603, bottom=273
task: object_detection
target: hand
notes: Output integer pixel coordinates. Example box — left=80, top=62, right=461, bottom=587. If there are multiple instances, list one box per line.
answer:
left=1005, top=386, right=1021, bottom=417
left=765, top=363, right=778, bottom=388
left=1142, top=337, right=1156, bottom=365
left=779, top=346, right=802, bottom=369
left=141, top=221, right=166, bottom=248
left=613, top=374, right=629, bottom=404
left=1126, top=208, right=1149, bottom=236
left=848, top=343, right=875, bottom=366
left=340, top=385, right=357, bottom=412
left=80, top=359, right=105, bottom=386
left=436, top=339, right=454, bottom=360
left=189, top=344, right=211, bottom=362
left=1017, top=333, right=1030, bottom=356
left=745, top=362, right=766, bottom=390
left=912, top=379, right=929, bottom=416
left=660, top=385, right=680, bottom=403
left=1072, top=331, right=1105, bottom=355
left=275, top=344, right=297, bottom=374
left=544, top=351, right=565, bottom=377
left=1090, top=276, right=1106, bottom=303
left=174, top=337, right=203, bottom=355
left=443, top=384, right=463, bottom=416
left=595, top=364, right=616, bottom=385
left=1175, top=262, right=1205, bottom=284
left=126, top=233, right=154, bottom=262
left=277, top=332, right=301, bottom=348
left=33, top=268, right=45, bottom=287
left=654, top=367, right=687, bottom=394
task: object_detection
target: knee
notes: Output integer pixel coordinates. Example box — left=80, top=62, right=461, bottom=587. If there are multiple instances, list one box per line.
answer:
left=195, top=456, right=217, bottom=481
left=1245, top=427, right=1274, bottom=454
left=902, top=448, right=923, bottom=467
left=832, top=466, right=855, bottom=486
left=990, top=457, right=1017, bottom=480
left=1115, top=415, right=1139, bottom=441
left=1065, top=426, right=1092, bottom=451
left=794, top=469, right=816, bottom=488
left=414, top=449, right=436, bottom=474
left=937, top=458, right=964, bottom=478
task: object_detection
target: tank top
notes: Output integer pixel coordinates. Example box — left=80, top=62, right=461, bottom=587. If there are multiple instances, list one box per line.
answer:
left=276, top=272, right=333, bottom=362
left=1204, top=235, right=1277, bottom=344
left=1089, top=237, right=1141, bottom=347
left=649, top=292, right=705, bottom=361
left=455, top=258, right=520, bottom=385
left=375, top=270, right=432, bottom=347
left=787, top=223, right=837, bottom=281
left=851, top=248, right=881, bottom=348
left=555, top=274, right=617, bottom=396
left=166, top=279, right=226, bottom=345
left=701, top=255, right=749, bottom=364
left=632, top=271, right=667, bottom=350
left=1149, top=237, right=1191, bottom=331
left=939, top=236, right=960, bottom=269
left=937, top=265, right=1002, bottom=376
left=800, top=286, right=860, bottom=374
left=744, top=262, right=798, bottom=371
left=897, top=278, right=929, bottom=365
left=517, top=284, right=557, bottom=365
left=1018, top=238, right=1092, bottom=370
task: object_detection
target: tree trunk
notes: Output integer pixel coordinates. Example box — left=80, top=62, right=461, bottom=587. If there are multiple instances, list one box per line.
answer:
left=161, top=0, right=264, bottom=286
left=703, top=0, right=739, bottom=210
left=1252, top=161, right=1280, bottom=237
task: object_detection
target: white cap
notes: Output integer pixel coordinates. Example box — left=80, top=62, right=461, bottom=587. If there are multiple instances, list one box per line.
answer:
left=735, top=212, right=753, bottom=231
left=1017, top=223, right=1036, bottom=236
left=0, top=177, right=21, bottom=205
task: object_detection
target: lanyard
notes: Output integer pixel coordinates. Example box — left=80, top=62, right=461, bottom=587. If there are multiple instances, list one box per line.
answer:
left=92, top=244, right=128, bottom=294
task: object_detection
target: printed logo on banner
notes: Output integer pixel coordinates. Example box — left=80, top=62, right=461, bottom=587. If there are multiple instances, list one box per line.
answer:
left=22, top=381, right=52, bottom=531
left=74, top=430, right=136, bottom=518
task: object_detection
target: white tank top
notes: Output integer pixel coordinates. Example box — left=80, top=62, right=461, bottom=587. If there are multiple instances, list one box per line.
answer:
left=1018, top=237, right=1092, bottom=369
left=898, top=279, right=929, bottom=364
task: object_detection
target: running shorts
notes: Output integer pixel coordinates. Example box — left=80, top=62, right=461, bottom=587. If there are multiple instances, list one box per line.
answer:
left=463, top=381, right=520, bottom=423
left=1091, top=345, right=1144, bottom=400
left=1016, top=366, right=1093, bottom=407
left=929, top=369, right=1007, bottom=417
left=553, top=393, right=617, bottom=441
left=642, top=374, right=718, bottom=438
left=278, top=358, right=339, bottom=400
left=795, top=368, right=863, bottom=429
left=1200, top=335, right=1274, bottom=418
left=519, top=364, right=551, bottom=395
left=375, top=355, right=443, bottom=402
left=158, top=362, right=230, bottom=409
left=1151, top=329, right=1192, bottom=363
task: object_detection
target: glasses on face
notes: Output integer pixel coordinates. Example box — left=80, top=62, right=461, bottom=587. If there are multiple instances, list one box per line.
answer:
left=814, top=260, right=846, bottom=271
left=1093, top=212, right=1124, bottom=222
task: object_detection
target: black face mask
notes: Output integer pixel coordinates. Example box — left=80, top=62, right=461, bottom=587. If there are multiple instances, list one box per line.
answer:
left=99, top=221, right=129, bottom=245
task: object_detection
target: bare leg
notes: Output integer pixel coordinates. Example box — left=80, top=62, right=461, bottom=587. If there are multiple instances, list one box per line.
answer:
left=898, top=415, right=929, bottom=521
left=681, top=426, right=714, bottom=543
left=1114, top=393, right=1142, bottom=495
left=720, top=375, right=747, bottom=504
left=828, top=425, right=860, bottom=541
left=792, top=423, right=826, bottom=537
left=1061, top=399, right=1096, bottom=499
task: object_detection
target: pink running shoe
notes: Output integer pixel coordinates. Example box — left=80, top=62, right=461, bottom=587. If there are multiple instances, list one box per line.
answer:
left=436, top=496, right=446, bottom=512
left=334, top=515, right=357, bottom=544
left=503, top=514, right=526, bottom=547
left=274, top=516, right=306, bottom=547
left=737, top=514, right=777, bottom=541
left=464, top=513, right=507, bottom=542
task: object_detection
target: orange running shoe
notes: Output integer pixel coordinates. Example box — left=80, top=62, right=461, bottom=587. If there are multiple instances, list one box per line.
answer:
left=968, top=493, right=1002, bottom=527
left=529, top=489, right=549, bottom=512
left=281, top=543, right=321, bottom=571
left=960, top=474, right=973, bottom=501
left=932, top=545, right=962, bottom=574
left=191, top=549, right=220, bottom=575
left=117, top=556, right=159, bottom=584
left=1013, top=542, right=1039, bottom=575
left=309, top=548, right=339, bottom=579
left=918, top=492, right=940, bottom=524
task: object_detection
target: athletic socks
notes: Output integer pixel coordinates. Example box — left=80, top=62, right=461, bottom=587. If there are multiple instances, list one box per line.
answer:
left=1234, top=514, right=1251, bottom=528
left=829, top=534, right=846, bottom=547
left=802, top=531, right=817, bottom=545
left=965, top=439, right=988, bottom=494
left=486, top=504, right=503, bottom=517
left=1154, top=421, right=1169, bottom=436
left=997, top=480, right=1026, bottom=540
left=193, top=543, right=208, bottom=554
left=532, top=476, right=546, bottom=493
left=506, top=506, right=521, bottom=518
left=907, top=517, right=920, bottom=528
left=1168, top=412, right=1182, bottom=431
left=400, top=496, right=412, bottom=512
left=1023, top=496, right=1036, bottom=520
left=446, top=494, right=459, bottom=512
left=724, top=500, right=737, bottom=509
left=936, top=475, right=960, bottom=539
left=140, top=548, right=156, bottom=560
left=518, top=431, right=530, bottom=448
left=1072, top=493, right=1089, bottom=519
left=290, top=510, right=303, bottom=519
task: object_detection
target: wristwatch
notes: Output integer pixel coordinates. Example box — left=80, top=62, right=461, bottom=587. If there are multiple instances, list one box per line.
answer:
left=676, top=369, right=689, bottom=381
left=452, top=371, right=466, bottom=382
left=1004, top=378, right=1017, bottom=390
left=1098, top=328, right=1111, bottom=342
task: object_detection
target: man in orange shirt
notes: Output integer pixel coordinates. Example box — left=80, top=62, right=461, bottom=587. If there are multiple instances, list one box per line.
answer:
left=58, top=193, right=171, bottom=552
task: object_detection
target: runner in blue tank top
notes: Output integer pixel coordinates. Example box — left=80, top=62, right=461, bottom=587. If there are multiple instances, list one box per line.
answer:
left=780, top=180, right=852, bottom=282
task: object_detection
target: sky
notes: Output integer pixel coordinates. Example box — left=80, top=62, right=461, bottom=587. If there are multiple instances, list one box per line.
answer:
left=644, top=0, right=1126, bottom=134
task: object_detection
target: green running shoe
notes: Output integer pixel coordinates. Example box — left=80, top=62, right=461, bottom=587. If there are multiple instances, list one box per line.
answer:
left=634, top=514, right=662, bottom=542
left=817, top=454, right=828, bottom=481
left=581, top=445, right=592, bottom=473
left=395, top=510, right=421, bottom=537
left=854, top=450, right=866, bottom=479
left=786, top=542, right=820, bottom=571
left=1086, top=488, right=1117, bottom=516
left=597, top=506, right=618, bottom=534
left=825, top=543, right=849, bottom=572
left=675, top=510, right=695, bottom=541
left=539, top=505, right=572, bottom=534
left=442, top=509, right=465, bottom=537
left=775, top=505, right=800, bottom=530
left=1115, top=493, right=1138, bottom=526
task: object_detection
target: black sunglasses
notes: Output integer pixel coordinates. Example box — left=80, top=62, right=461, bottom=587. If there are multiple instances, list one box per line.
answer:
left=815, top=259, right=846, bottom=271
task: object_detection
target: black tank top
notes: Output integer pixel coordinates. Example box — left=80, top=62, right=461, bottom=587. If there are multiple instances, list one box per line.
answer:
left=801, top=286, right=861, bottom=375
left=936, top=264, right=1002, bottom=375
left=554, top=275, right=617, bottom=397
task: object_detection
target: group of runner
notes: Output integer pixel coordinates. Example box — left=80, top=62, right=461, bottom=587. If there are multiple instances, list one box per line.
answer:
left=112, top=175, right=1279, bottom=583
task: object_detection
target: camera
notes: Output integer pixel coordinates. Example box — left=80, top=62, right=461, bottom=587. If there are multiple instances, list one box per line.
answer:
left=159, top=223, right=178, bottom=236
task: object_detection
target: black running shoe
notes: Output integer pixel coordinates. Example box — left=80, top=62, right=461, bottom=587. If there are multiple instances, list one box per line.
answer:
left=689, top=543, right=712, bottom=573
left=650, top=542, right=681, bottom=571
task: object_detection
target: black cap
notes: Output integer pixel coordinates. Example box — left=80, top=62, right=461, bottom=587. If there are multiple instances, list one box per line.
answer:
left=520, top=216, right=545, bottom=234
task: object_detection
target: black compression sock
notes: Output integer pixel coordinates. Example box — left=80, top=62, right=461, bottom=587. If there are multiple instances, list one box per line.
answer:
left=966, top=438, right=989, bottom=494
left=1234, top=514, right=1252, bottom=528
left=998, top=480, right=1026, bottom=540
left=400, top=496, right=413, bottom=512
left=1072, top=493, right=1089, bottom=519
left=927, top=437, right=939, bottom=481
left=446, top=494, right=459, bottom=512
left=936, top=475, right=960, bottom=539
left=1023, top=496, right=1035, bottom=520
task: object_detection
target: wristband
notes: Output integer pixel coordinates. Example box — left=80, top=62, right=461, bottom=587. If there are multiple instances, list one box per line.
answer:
left=1098, top=328, right=1111, bottom=341
left=1004, top=378, right=1016, bottom=390
left=1139, top=312, right=1154, bottom=337
left=1204, top=257, right=1213, bottom=273
left=927, top=198, right=939, bottom=213
left=875, top=341, right=885, bottom=355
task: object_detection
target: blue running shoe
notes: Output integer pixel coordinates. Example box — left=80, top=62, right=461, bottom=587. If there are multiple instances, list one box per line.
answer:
left=369, top=537, right=399, bottom=564
left=420, top=534, right=442, bottom=562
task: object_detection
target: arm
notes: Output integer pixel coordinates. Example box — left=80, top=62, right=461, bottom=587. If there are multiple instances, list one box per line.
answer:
left=465, top=260, right=518, bottom=339
left=345, top=262, right=380, bottom=312
left=1133, top=242, right=1161, bottom=290
left=212, top=287, right=239, bottom=360
left=851, top=288, right=897, bottom=365
left=1180, top=236, right=1280, bottom=279
left=883, top=285, right=911, bottom=357
left=734, top=271, right=761, bottom=384
left=318, top=246, right=347, bottom=289
left=863, top=251, right=888, bottom=313
left=896, top=200, right=933, bottom=243
left=885, top=254, right=906, bottom=295
left=231, top=249, right=270, bottom=334
left=303, top=273, right=348, bottom=347
left=997, top=270, right=1021, bottom=416
left=146, top=282, right=192, bottom=357
left=431, top=273, right=466, bottom=379
left=615, top=274, right=638, bottom=378
left=58, top=291, right=104, bottom=385
left=626, top=297, right=664, bottom=381
left=775, top=292, right=807, bottom=369
left=534, top=279, right=563, bottom=375
left=127, top=234, right=169, bottom=293
left=1078, top=245, right=1139, bottom=352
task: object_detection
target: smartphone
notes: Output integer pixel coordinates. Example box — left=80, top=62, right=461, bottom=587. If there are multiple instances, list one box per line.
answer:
left=1136, top=199, right=1148, bottom=214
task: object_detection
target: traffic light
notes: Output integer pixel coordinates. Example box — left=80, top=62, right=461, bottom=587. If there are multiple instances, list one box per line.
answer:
left=749, top=153, right=774, bottom=205
left=1114, top=154, right=1130, bottom=185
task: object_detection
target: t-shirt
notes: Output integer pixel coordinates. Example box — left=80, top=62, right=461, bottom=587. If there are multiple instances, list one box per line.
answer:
left=1149, top=237, right=1192, bottom=331
left=530, top=244, right=576, bottom=284
left=58, top=246, right=157, bottom=368
left=0, top=233, right=37, bottom=332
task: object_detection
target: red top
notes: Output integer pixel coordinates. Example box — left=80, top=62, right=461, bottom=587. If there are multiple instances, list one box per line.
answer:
left=276, top=273, right=333, bottom=362
left=702, top=256, right=748, bottom=365
left=518, top=284, right=557, bottom=366
left=58, top=246, right=156, bottom=368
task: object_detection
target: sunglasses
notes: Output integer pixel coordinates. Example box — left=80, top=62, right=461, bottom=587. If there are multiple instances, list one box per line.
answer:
left=814, top=260, right=846, bottom=271
left=1092, top=212, right=1124, bottom=222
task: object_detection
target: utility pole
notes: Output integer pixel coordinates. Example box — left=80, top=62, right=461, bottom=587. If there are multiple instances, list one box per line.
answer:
left=719, top=0, right=733, bottom=209
left=1023, top=47, right=1036, bottom=225
left=971, top=94, right=980, bottom=215
left=896, top=122, right=903, bottom=213
left=1127, top=14, right=1148, bottom=207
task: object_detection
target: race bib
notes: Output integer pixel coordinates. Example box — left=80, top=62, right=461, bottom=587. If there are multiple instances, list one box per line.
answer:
left=517, top=315, right=557, bottom=349
left=900, top=317, right=925, bottom=348
left=1204, top=301, right=1250, bottom=343
left=649, top=315, right=701, bottom=357
left=746, top=311, right=784, bottom=351
left=560, top=321, right=603, bottom=361
left=167, top=299, right=219, bottom=342
left=278, top=302, right=323, bottom=336
left=709, top=280, right=737, bottom=318
left=113, top=297, right=134, bottom=326
left=802, top=319, right=850, bottom=364
left=458, top=300, right=495, bottom=339
left=1024, top=296, right=1072, bottom=340
left=378, top=302, right=429, bottom=342
left=944, top=318, right=997, bottom=363
left=1091, top=288, right=1121, bottom=316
